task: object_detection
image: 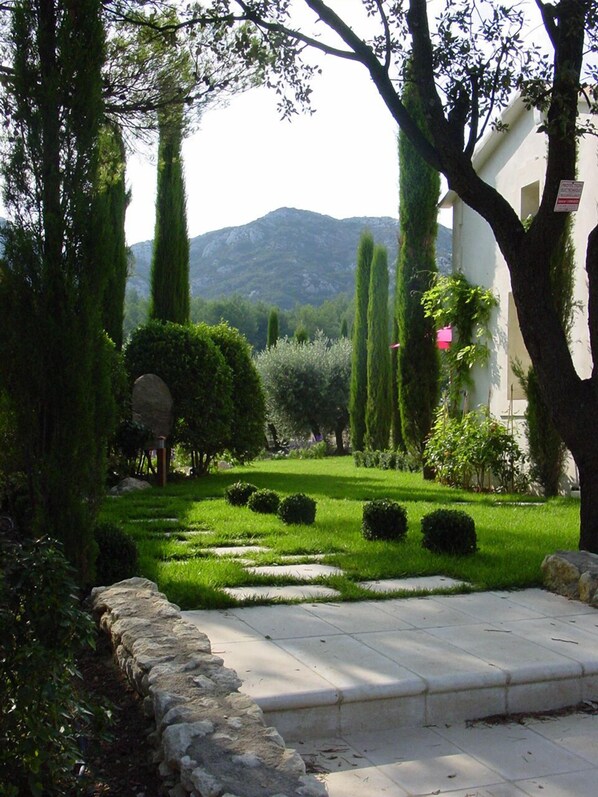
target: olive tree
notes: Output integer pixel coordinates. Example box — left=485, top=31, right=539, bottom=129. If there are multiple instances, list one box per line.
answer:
left=256, top=333, right=352, bottom=453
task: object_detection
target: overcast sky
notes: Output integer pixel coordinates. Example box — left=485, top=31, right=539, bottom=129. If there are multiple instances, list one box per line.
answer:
left=125, top=52, right=405, bottom=245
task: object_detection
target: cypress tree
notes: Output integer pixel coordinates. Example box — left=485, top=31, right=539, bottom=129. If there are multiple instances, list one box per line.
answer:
left=365, top=245, right=392, bottom=450
left=150, top=103, right=190, bottom=324
left=96, top=122, right=129, bottom=349
left=340, top=317, right=349, bottom=338
left=0, top=0, right=112, bottom=584
left=267, top=308, right=279, bottom=348
left=349, top=231, right=374, bottom=451
left=395, top=76, right=440, bottom=455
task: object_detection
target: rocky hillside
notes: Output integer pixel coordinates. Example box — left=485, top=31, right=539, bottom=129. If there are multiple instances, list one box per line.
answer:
left=129, top=207, right=452, bottom=309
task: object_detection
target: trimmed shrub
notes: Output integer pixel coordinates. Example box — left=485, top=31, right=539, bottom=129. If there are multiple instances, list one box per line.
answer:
left=225, top=481, right=258, bottom=507
left=278, top=493, right=317, bottom=525
left=421, top=509, right=477, bottom=555
left=247, top=488, right=280, bottom=514
left=94, top=522, right=138, bottom=585
left=362, top=499, right=408, bottom=541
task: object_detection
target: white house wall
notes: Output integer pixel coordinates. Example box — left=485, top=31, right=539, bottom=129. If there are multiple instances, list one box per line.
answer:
left=447, top=100, right=597, bottom=484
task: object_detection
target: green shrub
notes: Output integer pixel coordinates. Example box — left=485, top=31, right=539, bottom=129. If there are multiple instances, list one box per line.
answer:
left=247, top=488, right=280, bottom=514
left=287, top=440, right=328, bottom=459
left=421, top=509, right=477, bottom=555
left=278, top=493, right=317, bottom=525
left=353, top=449, right=420, bottom=472
left=362, top=499, right=408, bottom=541
left=0, top=533, right=105, bottom=795
left=424, top=406, right=526, bottom=491
left=225, top=481, right=258, bottom=507
left=94, top=522, right=138, bottom=585
left=112, top=418, right=153, bottom=475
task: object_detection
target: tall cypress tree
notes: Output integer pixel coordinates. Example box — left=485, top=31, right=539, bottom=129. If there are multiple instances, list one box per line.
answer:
left=0, top=0, right=112, bottom=584
left=267, top=308, right=279, bottom=348
left=150, top=102, right=190, bottom=324
left=349, top=231, right=374, bottom=451
left=365, top=245, right=392, bottom=450
left=96, top=122, right=129, bottom=349
left=395, top=76, right=440, bottom=455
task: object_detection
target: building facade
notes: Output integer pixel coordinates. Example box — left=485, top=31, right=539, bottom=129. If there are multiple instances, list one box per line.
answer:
left=441, top=97, right=597, bottom=486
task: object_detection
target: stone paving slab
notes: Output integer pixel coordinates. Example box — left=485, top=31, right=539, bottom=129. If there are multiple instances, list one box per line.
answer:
left=298, top=712, right=598, bottom=797
left=358, top=575, right=468, bottom=592
left=244, top=563, right=343, bottom=579
left=207, top=545, right=270, bottom=557
left=222, top=584, right=341, bottom=601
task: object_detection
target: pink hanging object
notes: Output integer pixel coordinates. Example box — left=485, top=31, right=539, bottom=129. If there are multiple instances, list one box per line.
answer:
left=389, top=342, right=400, bottom=349
left=436, top=326, right=452, bottom=350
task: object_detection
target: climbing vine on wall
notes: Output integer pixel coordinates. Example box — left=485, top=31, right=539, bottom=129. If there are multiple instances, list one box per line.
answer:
left=422, top=272, right=497, bottom=415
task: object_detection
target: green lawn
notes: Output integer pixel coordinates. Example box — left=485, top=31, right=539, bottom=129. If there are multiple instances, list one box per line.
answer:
left=99, top=457, right=580, bottom=609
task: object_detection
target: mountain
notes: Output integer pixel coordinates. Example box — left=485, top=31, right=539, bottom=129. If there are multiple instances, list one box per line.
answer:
left=128, top=207, right=452, bottom=310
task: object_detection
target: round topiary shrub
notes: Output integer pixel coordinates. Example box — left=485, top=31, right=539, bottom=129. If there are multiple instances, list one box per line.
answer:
left=361, top=499, right=408, bottom=541
left=225, top=481, right=259, bottom=507
left=247, top=488, right=280, bottom=514
left=277, top=493, right=317, bottom=525
left=421, top=509, right=477, bottom=555
left=94, top=522, right=139, bottom=585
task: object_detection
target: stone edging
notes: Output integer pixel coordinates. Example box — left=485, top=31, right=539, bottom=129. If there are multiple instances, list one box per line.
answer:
left=542, top=550, right=598, bottom=605
left=90, top=577, right=327, bottom=797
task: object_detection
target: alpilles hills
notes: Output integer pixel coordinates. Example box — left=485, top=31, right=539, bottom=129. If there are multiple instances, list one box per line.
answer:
left=129, top=207, right=452, bottom=310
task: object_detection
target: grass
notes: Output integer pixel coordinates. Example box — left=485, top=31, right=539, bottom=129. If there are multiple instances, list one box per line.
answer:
left=99, top=457, right=580, bottom=609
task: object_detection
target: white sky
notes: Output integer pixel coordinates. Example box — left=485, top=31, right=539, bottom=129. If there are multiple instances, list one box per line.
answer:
left=125, top=54, right=404, bottom=245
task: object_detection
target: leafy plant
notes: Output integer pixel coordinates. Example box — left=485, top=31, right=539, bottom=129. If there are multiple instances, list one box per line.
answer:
left=424, top=406, right=526, bottom=491
left=94, top=522, right=139, bottom=586
left=0, top=533, right=106, bottom=795
left=362, top=499, right=408, bottom=541
left=422, top=273, right=497, bottom=415
left=277, top=493, right=317, bottom=525
left=247, top=488, right=280, bottom=514
left=421, top=509, right=477, bottom=555
left=353, top=449, right=421, bottom=472
left=112, top=419, right=153, bottom=475
left=225, top=480, right=258, bottom=506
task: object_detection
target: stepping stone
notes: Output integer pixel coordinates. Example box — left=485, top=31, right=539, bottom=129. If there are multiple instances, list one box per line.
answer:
left=223, top=585, right=340, bottom=602
left=129, top=517, right=179, bottom=523
left=279, top=554, right=326, bottom=562
left=208, top=546, right=270, bottom=557
left=244, top=564, right=343, bottom=580
left=358, top=576, right=468, bottom=593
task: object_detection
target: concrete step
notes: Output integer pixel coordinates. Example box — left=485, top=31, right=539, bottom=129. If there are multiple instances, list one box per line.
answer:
left=183, top=589, right=598, bottom=742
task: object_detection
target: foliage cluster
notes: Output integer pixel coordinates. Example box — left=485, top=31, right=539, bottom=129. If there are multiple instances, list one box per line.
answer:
left=421, top=509, right=477, bottom=556
left=224, top=481, right=259, bottom=506
left=361, top=499, right=408, bottom=541
left=112, top=419, right=153, bottom=476
left=277, top=493, right=317, bottom=525
left=422, top=273, right=498, bottom=415
left=125, top=290, right=354, bottom=351
left=353, top=449, right=421, bottom=472
left=424, top=407, right=526, bottom=492
left=125, top=320, right=265, bottom=474
left=94, top=522, right=139, bottom=586
left=395, top=72, right=440, bottom=455
left=256, top=333, right=352, bottom=453
left=0, top=533, right=104, bottom=795
left=247, top=488, right=280, bottom=514
left=365, top=244, right=392, bottom=450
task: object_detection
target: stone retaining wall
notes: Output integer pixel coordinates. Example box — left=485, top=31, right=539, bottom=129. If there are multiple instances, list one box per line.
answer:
left=90, top=578, right=327, bottom=797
